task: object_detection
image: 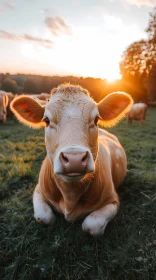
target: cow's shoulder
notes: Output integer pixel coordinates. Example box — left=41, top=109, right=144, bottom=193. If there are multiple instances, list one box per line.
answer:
left=98, top=128, right=119, bottom=145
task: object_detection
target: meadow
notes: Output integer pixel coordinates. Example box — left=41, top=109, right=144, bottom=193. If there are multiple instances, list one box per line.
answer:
left=0, top=108, right=156, bottom=280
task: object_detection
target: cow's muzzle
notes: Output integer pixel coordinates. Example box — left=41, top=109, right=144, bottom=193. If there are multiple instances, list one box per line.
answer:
left=54, top=146, right=94, bottom=181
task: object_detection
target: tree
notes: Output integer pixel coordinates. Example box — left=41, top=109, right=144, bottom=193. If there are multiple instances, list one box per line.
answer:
left=40, top=76, right=52, bottom=93
left=120, top=40, right=150, bottom=77
left=146, top=8, right=156, bottom=101
left=2, top=78, right=18, bottom=93
left=146, top=7, right=156, bottom=44
left=147, top=63, right=156, bottom=101
left=24, top=78, right=38, bottom=93
left=120, top=7, right=156, bottom=101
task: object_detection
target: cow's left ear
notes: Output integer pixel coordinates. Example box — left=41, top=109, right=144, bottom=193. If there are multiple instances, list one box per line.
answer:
left=10, top=95, right=45, bottom=129
left=97, top=92, right=133, bottom=128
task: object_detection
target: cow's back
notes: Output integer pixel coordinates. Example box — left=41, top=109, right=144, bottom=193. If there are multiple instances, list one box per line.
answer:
left=129, top=103, right=147, bottom=120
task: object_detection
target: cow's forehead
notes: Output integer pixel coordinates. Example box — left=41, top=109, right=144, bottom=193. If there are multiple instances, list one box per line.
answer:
left=46, top=92, right=97, bottom=115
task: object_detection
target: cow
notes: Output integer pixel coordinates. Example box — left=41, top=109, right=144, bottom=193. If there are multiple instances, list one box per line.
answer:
left=0, top=91, right=15, bottom=119
left=31, top=93, right=51, bottom=102
left=0, top=93, right=8, bottom=123
left=40, top=92, right=51, bottom=101
left=31, top=95, right=48, bottom=106
left=126, top=103, right=147, bottom=126
left=10, top=84, right=133, bottom=236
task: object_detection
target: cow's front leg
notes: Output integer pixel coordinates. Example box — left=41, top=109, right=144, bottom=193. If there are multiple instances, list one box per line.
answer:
left=33, top=186, right=56, bottom=225
left=82, top=203, right=118, bottom=236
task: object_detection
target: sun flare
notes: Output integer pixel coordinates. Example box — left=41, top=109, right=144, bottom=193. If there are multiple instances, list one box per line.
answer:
left=20, top=27, right=123, bottom=80
left=106, top=72, right=121, bottom=82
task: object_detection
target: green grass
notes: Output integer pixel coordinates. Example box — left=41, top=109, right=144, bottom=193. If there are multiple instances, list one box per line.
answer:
left=0, top=109, right=156, bottom=280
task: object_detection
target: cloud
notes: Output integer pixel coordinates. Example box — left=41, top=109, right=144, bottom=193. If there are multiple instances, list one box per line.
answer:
left=45, top=16, right=72, bottom=36
left=0, top=6, right=4, bottom=12
left=0, top=30, right=54, bottom=48
left=5, top=1, right=15, bottom=9
left=125, top=0, right=155, bottom=7
left=0, top=1, right=15, bottom=12
left=103, top=15, right=125, bottom=32
left=0, top=30, right=17, bottom=40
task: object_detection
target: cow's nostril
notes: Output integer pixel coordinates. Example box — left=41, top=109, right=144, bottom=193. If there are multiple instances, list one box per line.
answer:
left=61, top=152, right=69, bottom=163
left=82, top=151, right=88, bottom=162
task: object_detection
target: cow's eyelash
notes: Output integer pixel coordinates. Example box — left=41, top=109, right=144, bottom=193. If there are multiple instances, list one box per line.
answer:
left=42, top=116, right=50, bottom=126
left=94, top=116, right=99, bottom=126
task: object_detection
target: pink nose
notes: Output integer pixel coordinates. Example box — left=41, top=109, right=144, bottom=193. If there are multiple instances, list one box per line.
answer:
left=60, top=151, right=89, bottom=175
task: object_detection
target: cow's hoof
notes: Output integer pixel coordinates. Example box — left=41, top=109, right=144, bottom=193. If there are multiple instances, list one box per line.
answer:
left=34, top=205, right=56, bottom=226
left=82, top=215, right=108, bottom=237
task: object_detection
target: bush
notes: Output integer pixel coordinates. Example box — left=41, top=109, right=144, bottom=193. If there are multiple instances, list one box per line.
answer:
left=148, top=101, right=156, bottom=107
left=2, top=78, right=18, bottom=93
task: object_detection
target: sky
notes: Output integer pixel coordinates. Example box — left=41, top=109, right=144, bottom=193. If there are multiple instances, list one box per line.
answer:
left=0, top=0, right=155, bottom=80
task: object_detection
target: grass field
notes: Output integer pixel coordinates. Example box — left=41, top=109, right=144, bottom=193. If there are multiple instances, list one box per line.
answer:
left=0, top=108, right=156, bottom=280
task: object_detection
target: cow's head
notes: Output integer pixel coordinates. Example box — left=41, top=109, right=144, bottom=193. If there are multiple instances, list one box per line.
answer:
left=0, top=94, right=9, bottom=123
left=10, top=84, right=133, bottom=182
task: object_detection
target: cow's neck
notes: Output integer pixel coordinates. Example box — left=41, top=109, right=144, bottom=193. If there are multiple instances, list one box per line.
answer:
left=54, top=175, right=93, bottom=213
left=43, top=156, right=100, bottom=217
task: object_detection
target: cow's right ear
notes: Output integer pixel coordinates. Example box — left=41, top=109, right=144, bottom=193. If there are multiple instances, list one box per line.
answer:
left=10, top=95, right=45, bottom=129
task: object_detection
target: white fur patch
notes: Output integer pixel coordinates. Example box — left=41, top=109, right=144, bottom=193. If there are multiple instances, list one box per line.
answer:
left=110, top=142, right=115, bottom=147
left=82, top=215, right=108, bottom=236
left=116, top=148, right=122, bottom=159
left=33, top=189, right=56, bottom=225
left=65, top=106, right=81, bottom=117
left=64, top=208, right=72, bottom=222
left=82, top=203, right=118, bottom=236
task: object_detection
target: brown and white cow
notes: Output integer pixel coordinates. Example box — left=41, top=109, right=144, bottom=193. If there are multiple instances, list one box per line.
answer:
left=126, top=103, right=147, bottom=126
left=0, top=92, right=9, bottom=123
left=10, top=84, right=133, bottom=236
left=40, top=92, right=51, bottom=101
left=30, top=95, right=47, bottom=106
left=31, top=93, right=51, bottom=102
left=0, top=91, right=15, bottom=119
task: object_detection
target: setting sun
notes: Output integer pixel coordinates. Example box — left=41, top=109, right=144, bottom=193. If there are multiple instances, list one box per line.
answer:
left=106, top=72, right=121, bottom=82
left=20, top=27, right=123, bottom=81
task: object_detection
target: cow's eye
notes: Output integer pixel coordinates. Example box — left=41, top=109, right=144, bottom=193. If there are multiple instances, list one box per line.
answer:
left=94, top=116, right=99, bottom=126
left=42, top=116, right=50, bottom=127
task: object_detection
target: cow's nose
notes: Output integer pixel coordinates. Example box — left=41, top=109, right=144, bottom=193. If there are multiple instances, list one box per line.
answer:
left=60, top=151, right=89, bottom=175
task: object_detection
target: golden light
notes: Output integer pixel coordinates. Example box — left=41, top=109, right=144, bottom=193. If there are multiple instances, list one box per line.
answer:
left=106, top=72, right=121, bottom=82
left=20, top=26, right=123, bottom=80
left=4, top=12, right=144, bottom=79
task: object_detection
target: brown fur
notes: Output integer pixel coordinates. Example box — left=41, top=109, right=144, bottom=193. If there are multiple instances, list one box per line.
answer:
left=37, top=128, right=125, bottom=221
left=0, top=93, right=9, bottom=123
left=0, top=91, right=15, bottom=119
left=10, top=84, right=133, bottom=226
left=31, top=93, right=51, bottom=102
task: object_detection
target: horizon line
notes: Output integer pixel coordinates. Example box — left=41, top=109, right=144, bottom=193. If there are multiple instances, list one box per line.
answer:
left=0, top=72, right=122, bottom=82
